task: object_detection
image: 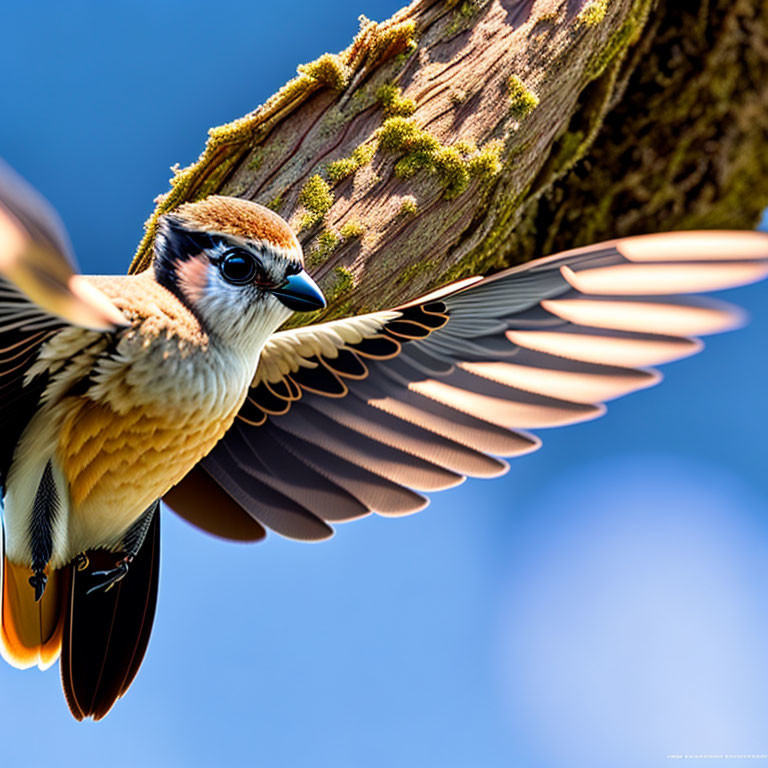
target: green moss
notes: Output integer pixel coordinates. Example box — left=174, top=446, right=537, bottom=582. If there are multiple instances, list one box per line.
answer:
left=508, top=75, right=539, bottom=120
left=340, top=220, right=365, bottom=239
left=393, top=153, right=427, bottom=179
left=327, top=143, right=376, bottom=183
left=379, top=117, right=436, bottom=153
left=459, top=0, right=480, bottom=18
left=326, top=157, right=358, bottom=183
left=433, top=147, right=470, bottom=198
left=454, top=140, right=477, bottom=155
left=266, top=190, right=284, bottom=211
left=298, top=175, right=334, bottom=228
left=376, top=83, right=416, bottom=117
left=378, top=117, right=503, bottom=196
left=584, top=3, right=645, bottom=80
left=467, top=139, right=503, bottom=178
left=444, top=16, right=463, bottom=38
left=297, top=53, right=350, bottom=91
left=577, top=0, right=609, bottom=27
left=367, top=19, right=417, bottom=64
left=444, top=0, right=484, bottom=37
left=398, top=196, right=418, bottom=216
left=396, top=258, right=436, bottom=285
left=353, top=143, right=376, bottom=165
left=305, top=222, right=364, bottom=270
left=306, top=229, right=340, bottom=268
left=326, top=266, right=355, bottom=301
left=551, top=129, right=586, bottom=173
left=246, top=150, right=263, bottom=171
left=379, top=118, right=440, bottom=180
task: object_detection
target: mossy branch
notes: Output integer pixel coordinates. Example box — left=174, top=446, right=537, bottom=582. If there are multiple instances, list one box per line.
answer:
left=129, top=0, right=768, bottom=325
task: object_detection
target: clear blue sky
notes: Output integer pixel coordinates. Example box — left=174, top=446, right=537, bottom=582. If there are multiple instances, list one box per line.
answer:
left=1, top=3, right=767, bottom=767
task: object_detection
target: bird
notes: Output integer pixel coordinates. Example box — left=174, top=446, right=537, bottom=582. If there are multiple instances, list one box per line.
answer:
left=0, top=159, right=766, bottom=721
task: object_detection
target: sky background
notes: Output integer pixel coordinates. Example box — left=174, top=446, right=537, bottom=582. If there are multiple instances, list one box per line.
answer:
left=1, top=2, right=768, bottom=767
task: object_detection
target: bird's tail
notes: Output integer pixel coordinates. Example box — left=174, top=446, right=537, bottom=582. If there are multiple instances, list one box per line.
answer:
left=61, top=510, right=161, bottom=721
left=0, top=547, right=67, bottom=670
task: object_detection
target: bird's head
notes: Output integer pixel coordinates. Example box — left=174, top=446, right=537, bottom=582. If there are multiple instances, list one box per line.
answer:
left=153, top=195, right=325, bottom=352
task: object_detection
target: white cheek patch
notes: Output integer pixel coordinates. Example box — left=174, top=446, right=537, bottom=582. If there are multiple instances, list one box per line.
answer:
left=182, top=240, right=300, bottom=358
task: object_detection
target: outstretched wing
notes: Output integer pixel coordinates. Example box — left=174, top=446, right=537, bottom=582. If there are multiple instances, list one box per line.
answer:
left=0, top=161, right=128, bottom=492
left=0, top=159, right=125, bottom=331
left=165, top=231, right=768, bottom=542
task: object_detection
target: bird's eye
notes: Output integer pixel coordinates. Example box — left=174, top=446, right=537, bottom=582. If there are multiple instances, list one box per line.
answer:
left=219, top=249, right=258, bottom=285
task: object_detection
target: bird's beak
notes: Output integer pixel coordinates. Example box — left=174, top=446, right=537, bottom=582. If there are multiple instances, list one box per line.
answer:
left=271, top=269, right=326, bottom=312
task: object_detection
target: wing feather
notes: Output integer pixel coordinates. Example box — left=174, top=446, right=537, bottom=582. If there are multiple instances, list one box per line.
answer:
left=215, top=425, right=369, bottom=524
left=305, top=393, right=515, bottom=476
left=272, top=402, right=464, bottom=492
left=0, top=160, right=125, bottom=330
left=0, top=164, right=127, bottom=491
left=170, top=230, right=768, bottom=543
left=265, top=427, right=429, bottom=517
left=201, top=447, right=333, bottom=541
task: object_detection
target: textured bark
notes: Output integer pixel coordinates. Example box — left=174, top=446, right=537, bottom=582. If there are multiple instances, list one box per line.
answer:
left=129, top=0, right=768, bottom=325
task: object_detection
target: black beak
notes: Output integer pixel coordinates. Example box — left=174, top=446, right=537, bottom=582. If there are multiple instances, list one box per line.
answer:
left=271, top=269, right=326, bottom=312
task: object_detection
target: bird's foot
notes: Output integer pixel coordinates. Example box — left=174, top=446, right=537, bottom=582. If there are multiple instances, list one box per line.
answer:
left=86, top=555, right=134, bottom=595
left=28, top=571, right=47, bottom=602
left=75, top=553, right=89, bottom=571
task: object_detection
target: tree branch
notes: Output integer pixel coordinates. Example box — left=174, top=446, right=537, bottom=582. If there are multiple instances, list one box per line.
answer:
left=129, top=0, right=768, bottom=325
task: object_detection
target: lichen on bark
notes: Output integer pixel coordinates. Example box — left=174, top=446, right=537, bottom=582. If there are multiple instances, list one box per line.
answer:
left=129, top=0, right=768, bottom=326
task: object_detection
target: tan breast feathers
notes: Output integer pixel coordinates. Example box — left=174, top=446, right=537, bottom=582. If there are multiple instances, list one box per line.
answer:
left=38, top=272, right=253, bottom=546
left=58, top=396, right=237, bottom=511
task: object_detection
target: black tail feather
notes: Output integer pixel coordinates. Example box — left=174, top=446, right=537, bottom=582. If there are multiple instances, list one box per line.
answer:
left=61, top=512, right=160, bottom=721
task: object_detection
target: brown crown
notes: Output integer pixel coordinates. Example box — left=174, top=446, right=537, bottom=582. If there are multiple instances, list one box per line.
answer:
left=172, top=196, right=301, bottom=258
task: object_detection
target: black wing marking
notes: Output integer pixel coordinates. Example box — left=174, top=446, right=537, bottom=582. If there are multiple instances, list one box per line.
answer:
left=167, top=231, right=768, bottom=543
left=0, top=277, right=64, bottom=492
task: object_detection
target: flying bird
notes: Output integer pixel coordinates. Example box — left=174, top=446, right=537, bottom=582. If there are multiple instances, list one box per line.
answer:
left=0, top=160, right=766, bottom=721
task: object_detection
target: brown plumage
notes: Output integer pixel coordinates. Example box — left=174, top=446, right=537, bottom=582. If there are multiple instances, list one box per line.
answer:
left=173, top=195, right=303, bottom=254
left=0, top=159, right=766, bottom=721
left=0, top=165, right=318, bottom=718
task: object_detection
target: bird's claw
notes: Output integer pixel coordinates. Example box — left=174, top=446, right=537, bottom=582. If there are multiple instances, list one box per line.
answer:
left=28, top=572, right=47, bottom=602
left=86, top=556, right=133, bottom=595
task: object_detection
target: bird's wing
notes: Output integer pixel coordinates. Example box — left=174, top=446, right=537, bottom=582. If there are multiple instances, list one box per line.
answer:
left=0, top=162, right=128, bottom=490
left=165, top=231, right=768, bottom=542
left=0, top=274, right=70, bottom=492
left=0, top=159, right=125, bottom=331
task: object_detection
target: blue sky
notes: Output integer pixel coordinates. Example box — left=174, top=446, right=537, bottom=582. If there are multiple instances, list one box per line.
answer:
left=1, top=2, right=767, bottom=766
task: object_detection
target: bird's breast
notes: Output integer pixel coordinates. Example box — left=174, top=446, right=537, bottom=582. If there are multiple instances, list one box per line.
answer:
left=6, top=272, right=264, bottom=562
left=56, top=315, right=257, bottom=553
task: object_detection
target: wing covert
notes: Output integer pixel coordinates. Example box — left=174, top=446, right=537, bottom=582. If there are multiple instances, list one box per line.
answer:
left=166, top=230, right=768, bottom=542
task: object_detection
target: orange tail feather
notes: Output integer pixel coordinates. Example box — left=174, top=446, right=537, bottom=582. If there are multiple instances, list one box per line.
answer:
left=1, top=555, right=67, bottom=670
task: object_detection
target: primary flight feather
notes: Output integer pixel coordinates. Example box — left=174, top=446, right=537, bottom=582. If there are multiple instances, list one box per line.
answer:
left=0, top=160, right=765, bottom=720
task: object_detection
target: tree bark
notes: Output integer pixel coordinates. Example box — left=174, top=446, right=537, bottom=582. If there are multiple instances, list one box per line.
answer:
left=129, top=0, right=768, bottom=325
